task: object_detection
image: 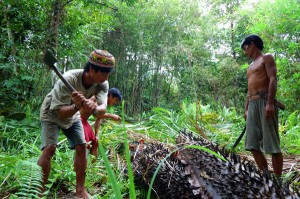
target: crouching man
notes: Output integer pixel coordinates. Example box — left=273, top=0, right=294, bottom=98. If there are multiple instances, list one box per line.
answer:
left=38, top=50, right=115, bottom=198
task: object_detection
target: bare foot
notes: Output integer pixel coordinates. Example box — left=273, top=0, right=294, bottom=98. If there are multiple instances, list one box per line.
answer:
left=76, top=187, right=89, bottom=199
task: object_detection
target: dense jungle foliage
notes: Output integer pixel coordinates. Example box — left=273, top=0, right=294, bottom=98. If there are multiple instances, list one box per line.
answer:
left=0, top=0, right=299, bottom=198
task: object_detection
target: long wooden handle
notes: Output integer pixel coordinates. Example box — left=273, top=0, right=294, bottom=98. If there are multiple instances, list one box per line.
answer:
left=44, top=49, right=98, bottom=116
left=44, top=49, right=75, bottom=92
left=51, top=65, right=76, bottom=92
left=52, top=64, right=98, bottom=116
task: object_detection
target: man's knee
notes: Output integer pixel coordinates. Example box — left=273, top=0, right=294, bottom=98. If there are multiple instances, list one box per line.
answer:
left=75, top=144, right=87, bottom=156
left=42, top=145, right=57, bottom=158
left=272, top=152, right=282, bottom=156
left=251, top=149, right=263, bottom=156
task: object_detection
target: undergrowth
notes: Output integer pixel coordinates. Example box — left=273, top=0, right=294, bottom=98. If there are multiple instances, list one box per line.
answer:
left=0, top=101, right=299, bottom=198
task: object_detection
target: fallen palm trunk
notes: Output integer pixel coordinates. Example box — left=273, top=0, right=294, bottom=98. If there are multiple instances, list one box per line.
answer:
left=130, top=130, right=299, bottom=199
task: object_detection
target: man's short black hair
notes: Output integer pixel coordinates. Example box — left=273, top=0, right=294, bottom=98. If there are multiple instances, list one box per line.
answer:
left=84, top=62, right=114, bottom=73
left=241, top=34, right=264, bottom=51
left=108, top=87, right=122, bottom=101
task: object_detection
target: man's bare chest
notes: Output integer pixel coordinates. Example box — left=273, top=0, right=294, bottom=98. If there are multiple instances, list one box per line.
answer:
left=247, top=60, right=265, bottom=76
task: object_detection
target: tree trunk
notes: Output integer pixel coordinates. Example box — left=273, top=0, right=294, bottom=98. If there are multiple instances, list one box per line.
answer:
left=45, top=0, right=72, bottom=86
left=3, top=4, right=17, bottom=74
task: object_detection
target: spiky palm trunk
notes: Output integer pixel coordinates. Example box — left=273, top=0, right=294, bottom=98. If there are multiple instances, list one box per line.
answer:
left=130, top=130, right=299, bottom=199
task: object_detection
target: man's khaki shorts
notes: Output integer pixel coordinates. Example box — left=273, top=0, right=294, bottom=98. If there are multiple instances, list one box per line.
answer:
left=245, top=99, right=281, bottom=154
left=40, top=120, right=86, bottom=150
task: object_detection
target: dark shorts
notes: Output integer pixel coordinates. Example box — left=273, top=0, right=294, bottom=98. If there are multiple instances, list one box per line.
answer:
left=40, top=120, right=86, bottom=150
left=245, top=99, right=281, bottom=154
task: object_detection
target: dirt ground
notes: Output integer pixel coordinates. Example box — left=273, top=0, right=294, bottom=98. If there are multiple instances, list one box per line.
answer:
left=238, top=152, right=300, bottom=174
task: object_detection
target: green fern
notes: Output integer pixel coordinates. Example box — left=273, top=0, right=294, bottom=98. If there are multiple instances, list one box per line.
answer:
left=13, top=160, right=43, bottom=198
left=286, top=110, right=299, bottom=128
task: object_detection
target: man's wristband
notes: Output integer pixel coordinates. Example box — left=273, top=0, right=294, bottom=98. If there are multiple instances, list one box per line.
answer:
left=72, top=104, right=79, bottom=111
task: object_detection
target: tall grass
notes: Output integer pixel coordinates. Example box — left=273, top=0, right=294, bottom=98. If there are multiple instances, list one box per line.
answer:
left=98, top=144, right=122, bottom=198
left=121, top=100, right=136, bottom=199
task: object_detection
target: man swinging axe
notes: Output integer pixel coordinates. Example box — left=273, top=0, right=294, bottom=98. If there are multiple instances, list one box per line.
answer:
left=38, top=49, right=116, bottom=198
left=234, top=34, right=284, bottom=178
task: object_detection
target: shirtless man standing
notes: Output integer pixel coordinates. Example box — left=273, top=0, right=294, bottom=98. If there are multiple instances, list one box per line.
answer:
left=241, top=34, right=283, bottom=178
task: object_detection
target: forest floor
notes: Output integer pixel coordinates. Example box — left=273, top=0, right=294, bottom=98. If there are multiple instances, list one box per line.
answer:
left=35, top=130, right=300, bottom=199
left=52, top=155, right=300, bottom=199
left=51, top=132, right=300, bottom=199
left=51, top=155, right=300, bottom=199
left=238, top=152, right=300, bottom=174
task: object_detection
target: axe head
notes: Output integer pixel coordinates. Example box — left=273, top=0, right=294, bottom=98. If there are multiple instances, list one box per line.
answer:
left=44, top=48, right=57, bottom=68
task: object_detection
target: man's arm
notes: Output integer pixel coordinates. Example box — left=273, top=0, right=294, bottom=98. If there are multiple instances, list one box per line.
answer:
left=94, top=103, right=107, bottom=117
left=264, top=54, right=277, bottom=118
left=93, top=101, right=109, bottom=136
left=57, top=104, right=80, bottom=118
left=57, top=91, right=85, bottom=118
left=98, top=113, right=121, bottom=121
left=244, top=92, right=249, bottom=120
left=94, top=118, right=102, bottom=138
left=94, top=112, right=121, bottom=137
left=58, top=92, right=105, bottom=119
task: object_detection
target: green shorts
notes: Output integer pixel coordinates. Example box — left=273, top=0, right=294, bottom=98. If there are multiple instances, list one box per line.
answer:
left=40, top=120, right=86, bottom=150
left=245, top=99, right=281, bottom=154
